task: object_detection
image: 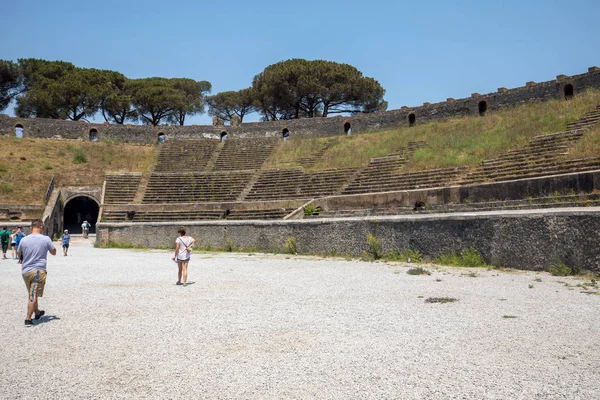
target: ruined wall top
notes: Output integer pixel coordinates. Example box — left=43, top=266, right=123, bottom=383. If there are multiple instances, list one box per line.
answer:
left=1, top=67, right=599, bottom=144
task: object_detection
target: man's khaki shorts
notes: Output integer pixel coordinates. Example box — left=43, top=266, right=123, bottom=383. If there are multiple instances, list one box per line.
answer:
left=23, top=270, right=47, bottom=300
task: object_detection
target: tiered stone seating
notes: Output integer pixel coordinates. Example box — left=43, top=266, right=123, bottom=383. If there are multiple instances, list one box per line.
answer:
left=293, top=140, right=336, bottom=168
left=315, top=193, right=600, bottom=218
left=142, top=172, right=253, bottom=203
left=565, top=105, right=600, bottom=130
left=456, top=106, right=600, bottom=185
left=214, top=138, right=279, bottom=170
left=154, top=140, right=220, bottom=172
left=102, top=206, right=298, bottom=222
left=244, top=168, right=357, bottom=201
left=103, top=173, right=142, bottom=204
left=102, top=209, right=224, bottom=222
left=341, top=155, right=407, bottom=194
left=460, top=156, right=600, bottom=184
left=225, top=208, right=296, bottom=220
left=389, top=141, right=428, bottom=158
left=341, top=150, right=466, bottom=194
left=343, top=166, right=468, bottom=194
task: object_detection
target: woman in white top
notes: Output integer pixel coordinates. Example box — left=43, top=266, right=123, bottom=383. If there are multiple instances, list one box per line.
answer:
left=172, top=226, right=195, bottom=287
left=10, top=230, right=17, bottom=259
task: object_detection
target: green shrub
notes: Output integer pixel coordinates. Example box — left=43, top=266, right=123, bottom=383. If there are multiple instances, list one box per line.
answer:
left=407, top=267, right=430, bottom=275
left=0, top=164, right=7, bottom=173
left=460, top=248, right=487, bottom=268
left=72, top=148, right=88, bottom=164
left=284, top=236, right=297, bottom=254
left=434, top=251, right=461, bottom=266
left=387, top=248, right=423, bottom=263
left=365, top=233, right=383, bottom=260
left=549, top=260, right=580, bottom=276
left=0, top=183, right=13, bottom=194
left=224, top=237, right=234, bottom=252
left=434, top=248, right=487, bottom=268
left=303, top=204, right=320, bottom=216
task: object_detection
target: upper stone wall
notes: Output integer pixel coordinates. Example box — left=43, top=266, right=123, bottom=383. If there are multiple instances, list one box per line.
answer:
left=1, top=67, right=599, bottom=144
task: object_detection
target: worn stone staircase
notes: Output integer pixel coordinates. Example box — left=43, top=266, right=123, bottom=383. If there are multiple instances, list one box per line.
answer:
left=103, top=173, right=142, bottom=204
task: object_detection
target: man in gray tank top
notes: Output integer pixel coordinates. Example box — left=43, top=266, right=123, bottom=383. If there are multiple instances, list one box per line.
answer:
left=17, top=219, right=56, bottom=327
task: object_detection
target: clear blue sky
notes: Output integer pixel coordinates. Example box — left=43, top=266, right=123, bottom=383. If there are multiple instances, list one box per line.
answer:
left=2, top=0, right=599, bottom=125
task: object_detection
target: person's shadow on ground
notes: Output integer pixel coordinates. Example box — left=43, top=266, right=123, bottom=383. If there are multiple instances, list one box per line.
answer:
left=37, top=315, right=61, bottom=325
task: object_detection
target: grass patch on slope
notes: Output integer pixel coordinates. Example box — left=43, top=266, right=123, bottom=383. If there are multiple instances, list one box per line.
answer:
left=264, top=136, right=340, bottom=168
left=0, top=137, right=156, bottom=204
left=266, top=89, right=600, bottom=172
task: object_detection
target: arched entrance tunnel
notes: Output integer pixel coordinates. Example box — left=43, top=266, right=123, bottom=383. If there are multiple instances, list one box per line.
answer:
left=63, top=196, right=99, bottom=234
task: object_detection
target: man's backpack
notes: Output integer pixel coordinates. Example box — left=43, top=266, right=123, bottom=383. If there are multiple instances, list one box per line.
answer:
left=0, top=231, right=9, bottom=243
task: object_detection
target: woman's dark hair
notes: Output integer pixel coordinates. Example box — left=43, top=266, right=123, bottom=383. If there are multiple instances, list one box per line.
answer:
left=177, top=227, right=186, bottom=236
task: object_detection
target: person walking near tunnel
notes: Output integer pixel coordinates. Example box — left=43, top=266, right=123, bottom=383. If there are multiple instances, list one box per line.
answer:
left=17, top=219, right=56, bottom=327
left=0, top=226, right=10, bottom=259
left=15, top=227, right=26, bottom=263
left=172, top=226, right=195, bottom=287
left=10, top=229, right=17, bottom=259
left=61, top=229, right=71, bottom=256
left=81, top=220, right=90, bottom=239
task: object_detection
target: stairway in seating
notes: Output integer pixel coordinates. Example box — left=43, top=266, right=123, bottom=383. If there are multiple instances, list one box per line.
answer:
left=142, top=171, right=254, bottom=203
left=243, top=167, right=357, bottom=201
left=213, top=138, right=280, bottom=171
left=455, top=105, right=600, bottom=185
left=103, top=173, right=142, bottom=204
left=293, top=140, right=336, bottom=168
left=388, top=141, right=428, bottom=158
left=154, top=139, right=220, bottom=172
left=341, top=155, right=407, bottom=194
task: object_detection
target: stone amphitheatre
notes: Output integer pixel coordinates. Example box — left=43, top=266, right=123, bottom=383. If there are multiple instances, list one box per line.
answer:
left=0, top=66, right=599, bottom=272
left=2, top=66, right=600, bottom=399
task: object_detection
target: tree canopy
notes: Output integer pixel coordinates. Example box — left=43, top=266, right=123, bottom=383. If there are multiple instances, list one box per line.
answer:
left=0, top=60, right=24, bottom=111
left=251, top=59, right=385, bottom=120
left=206, top=88, right=257, bottom=123
left=100, top=72, right=137, bottom=124
left=1, top=57, right=385, bottom=125
left=127, top=77, right=211, bottom=126
left=14, top=59, right=120, bottom=121
left=168, top=78, right=212, bottom=126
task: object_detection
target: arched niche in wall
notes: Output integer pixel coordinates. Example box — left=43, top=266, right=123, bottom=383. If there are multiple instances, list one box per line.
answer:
left=282, top=128, right=290, bottom=140
left=89, top=128, right=99, bottom=141
left=408, top=113, right=416, bottom=127
left=15, top=124, right=24, bottom=138
left=220, top=131, right=228, bottom=141
left=344, top=122, right=352, bottom=135
left=478, top=101, right=488, bottom=116
left=157, top=133, right=166, bottom=143
left=564, top=84, right=574, bottom=100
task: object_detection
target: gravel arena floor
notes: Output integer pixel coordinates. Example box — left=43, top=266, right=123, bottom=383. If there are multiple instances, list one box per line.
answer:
left=1, top=236, right=599, bottom=399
